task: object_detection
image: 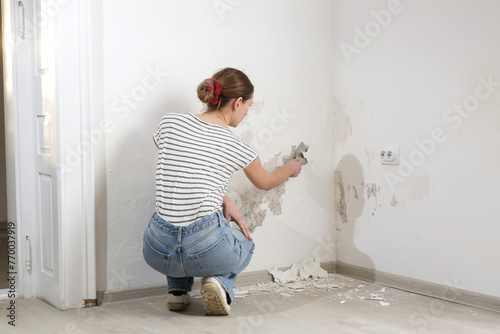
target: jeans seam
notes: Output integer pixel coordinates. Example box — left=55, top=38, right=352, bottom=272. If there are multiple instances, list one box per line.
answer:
left=182, top=224, right=220, bottom=251
left=182, top=215, right=220, bottom=235
left=144, top=236, right=171, bottom=258
left=190, top=235, right=229, bottom=276
left=153, top=211, right=221, bottom=234
left=190, top=234, right=241, bottom=275
left=149, top=228, right=176, bottom=251
left=144, top=237, right=171, bottom=274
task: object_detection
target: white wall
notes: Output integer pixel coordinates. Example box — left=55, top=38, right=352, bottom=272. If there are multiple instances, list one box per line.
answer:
left=94, top=0, right=500, bottom=300
left=96, top=0, right=336, bottom=292
left=332, top=0, right=500, bottom=297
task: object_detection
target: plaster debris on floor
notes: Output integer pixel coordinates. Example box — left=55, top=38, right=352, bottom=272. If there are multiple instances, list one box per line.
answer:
left=189, top=258, right=394, bottom=306
left=192, top=257, right=394, bottom=307
left=228, top=273, right=393, bottom=307
left=268, top=257, right=329, bottom=283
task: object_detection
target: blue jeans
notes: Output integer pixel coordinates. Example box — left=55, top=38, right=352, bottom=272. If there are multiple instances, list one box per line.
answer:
left=143, top=211, right=255, bottom=304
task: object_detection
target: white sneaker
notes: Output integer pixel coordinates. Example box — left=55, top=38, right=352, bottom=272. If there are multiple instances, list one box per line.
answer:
left=167, top=293, right=191, bottom=311
left=200, top=277, right=230, bottom=316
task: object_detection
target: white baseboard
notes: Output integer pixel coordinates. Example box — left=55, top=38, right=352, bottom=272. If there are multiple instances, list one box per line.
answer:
left=336, top=262, right=500, bottom=313
left=97, top=261, right=336, bottom=305
left=97, top=261, right=500, bottom=313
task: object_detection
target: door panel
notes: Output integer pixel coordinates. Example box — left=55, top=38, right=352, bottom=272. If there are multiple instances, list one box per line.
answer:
left=15, top=0, right=61, bottom=308
left=38, top=173, right=54, bottom=274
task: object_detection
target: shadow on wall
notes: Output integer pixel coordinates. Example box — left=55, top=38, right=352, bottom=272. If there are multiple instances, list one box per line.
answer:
left=335, top=154, right=374, bottom=278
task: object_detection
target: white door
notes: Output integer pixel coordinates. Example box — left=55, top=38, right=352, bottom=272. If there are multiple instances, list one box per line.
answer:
left=15, top=0, right=62, bottom=308
left=6, top=0, right=95, bottom=309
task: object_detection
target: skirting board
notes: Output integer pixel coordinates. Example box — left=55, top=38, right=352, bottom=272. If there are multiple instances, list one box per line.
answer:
left=97, top=261, right=336, bottom=306
left=336, top=262, right=500, bottom=313
left=97, top=261, right=500, bottom=313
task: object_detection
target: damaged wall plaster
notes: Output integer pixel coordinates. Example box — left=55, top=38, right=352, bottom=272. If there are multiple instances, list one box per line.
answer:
left=226, top=145, right=300, bottom=232
left=366, top=183, right=381, bottom=216
left=334, top=155, right=365, bottom=231
left=390, top=194, right=399, bottom=208
left=268, top=257, right=329, bottom=283
left=98, top=0, right=336, bottom=293
left=334, top=170, right=348, bottom=227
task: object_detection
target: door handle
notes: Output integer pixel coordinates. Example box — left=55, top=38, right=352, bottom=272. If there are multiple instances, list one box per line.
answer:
left=25, top=236, right=32, bottom=273
left=18, top=1, right=26, bottom=40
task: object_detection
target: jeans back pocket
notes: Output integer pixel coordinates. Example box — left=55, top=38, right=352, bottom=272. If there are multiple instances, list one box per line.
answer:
left=143, top=234, right=170, bottom=275
left=191, top=233, right=241, bottom=276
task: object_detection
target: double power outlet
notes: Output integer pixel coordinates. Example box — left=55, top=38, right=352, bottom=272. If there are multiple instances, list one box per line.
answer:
left=380, top=146, right=400, bottom=165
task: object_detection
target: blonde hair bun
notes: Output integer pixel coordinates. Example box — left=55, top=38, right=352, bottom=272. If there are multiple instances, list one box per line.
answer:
left=197, top=79, right=216, bottom=104
left=197, top=68, right=254, bottom=109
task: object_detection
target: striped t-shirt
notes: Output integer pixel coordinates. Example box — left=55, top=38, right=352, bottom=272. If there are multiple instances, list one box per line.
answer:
left=154, top=112, right=258, bottom=225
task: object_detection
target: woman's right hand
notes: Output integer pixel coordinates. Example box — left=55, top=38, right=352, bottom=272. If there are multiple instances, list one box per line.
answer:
left=286, top=158, right=302, bottom=178
left=244, top=156, right=302, bottom=191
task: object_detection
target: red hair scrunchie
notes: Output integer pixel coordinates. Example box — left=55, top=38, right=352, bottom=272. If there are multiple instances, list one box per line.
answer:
left=207, top=79, right=223, bottom=106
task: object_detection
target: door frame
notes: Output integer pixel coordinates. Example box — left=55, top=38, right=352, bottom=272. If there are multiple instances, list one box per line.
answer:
left=1, top=0, right=96, bottom=309
left=0, top=0, right=21, bottom=300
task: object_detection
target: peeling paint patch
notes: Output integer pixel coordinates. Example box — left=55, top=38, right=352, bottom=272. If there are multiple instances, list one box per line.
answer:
left=226, top=147, right=297, bottom=232
left=353, top=186, right=359, bottom=200
left=334, top=170, right=348, bottom=226
left=335, top=155, right=365, bottom=227
left=268, top=257, right=328, bottom=283
left=366, top=184, right=380, bottom=200
left=390, top=194, right=398, bottom=207
left=389, top=193, right=402, bottom=209
left=408, top=175, right=429, bottom=202
left=281, top=145, right=297, bottom=164
left=366, top=183, right=380, bottom=216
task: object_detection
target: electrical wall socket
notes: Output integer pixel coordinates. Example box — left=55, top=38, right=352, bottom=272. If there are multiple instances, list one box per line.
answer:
left=380, top=146, right=400, bottom=165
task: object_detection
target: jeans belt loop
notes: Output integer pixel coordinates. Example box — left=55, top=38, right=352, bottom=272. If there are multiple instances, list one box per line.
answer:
left=217, top=211, right=224, bottom=227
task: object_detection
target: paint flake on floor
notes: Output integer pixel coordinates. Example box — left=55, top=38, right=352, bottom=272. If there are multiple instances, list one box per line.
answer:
left=267, top=257, right=329, bottom=283
left=361, top=294, right=385, bottom=301
left=178, top=260, right=396, bottom=308
left=231, top=271, right=395, bottom=309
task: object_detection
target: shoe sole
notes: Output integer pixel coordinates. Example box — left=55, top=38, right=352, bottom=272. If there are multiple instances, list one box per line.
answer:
left=201, top=282, right=230, bottom=316
left=167, top=301, right=189, bottom=312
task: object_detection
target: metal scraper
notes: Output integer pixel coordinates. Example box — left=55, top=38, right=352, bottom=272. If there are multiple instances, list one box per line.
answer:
left=294, top=142, right=309, bottom=165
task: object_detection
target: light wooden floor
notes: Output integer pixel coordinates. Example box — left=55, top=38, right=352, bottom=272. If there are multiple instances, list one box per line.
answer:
left=1, top=274, right=499, bottom=334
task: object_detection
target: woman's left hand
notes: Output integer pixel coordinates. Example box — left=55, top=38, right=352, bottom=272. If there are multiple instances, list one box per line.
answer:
left=222, top=196, right=253, bottom=240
